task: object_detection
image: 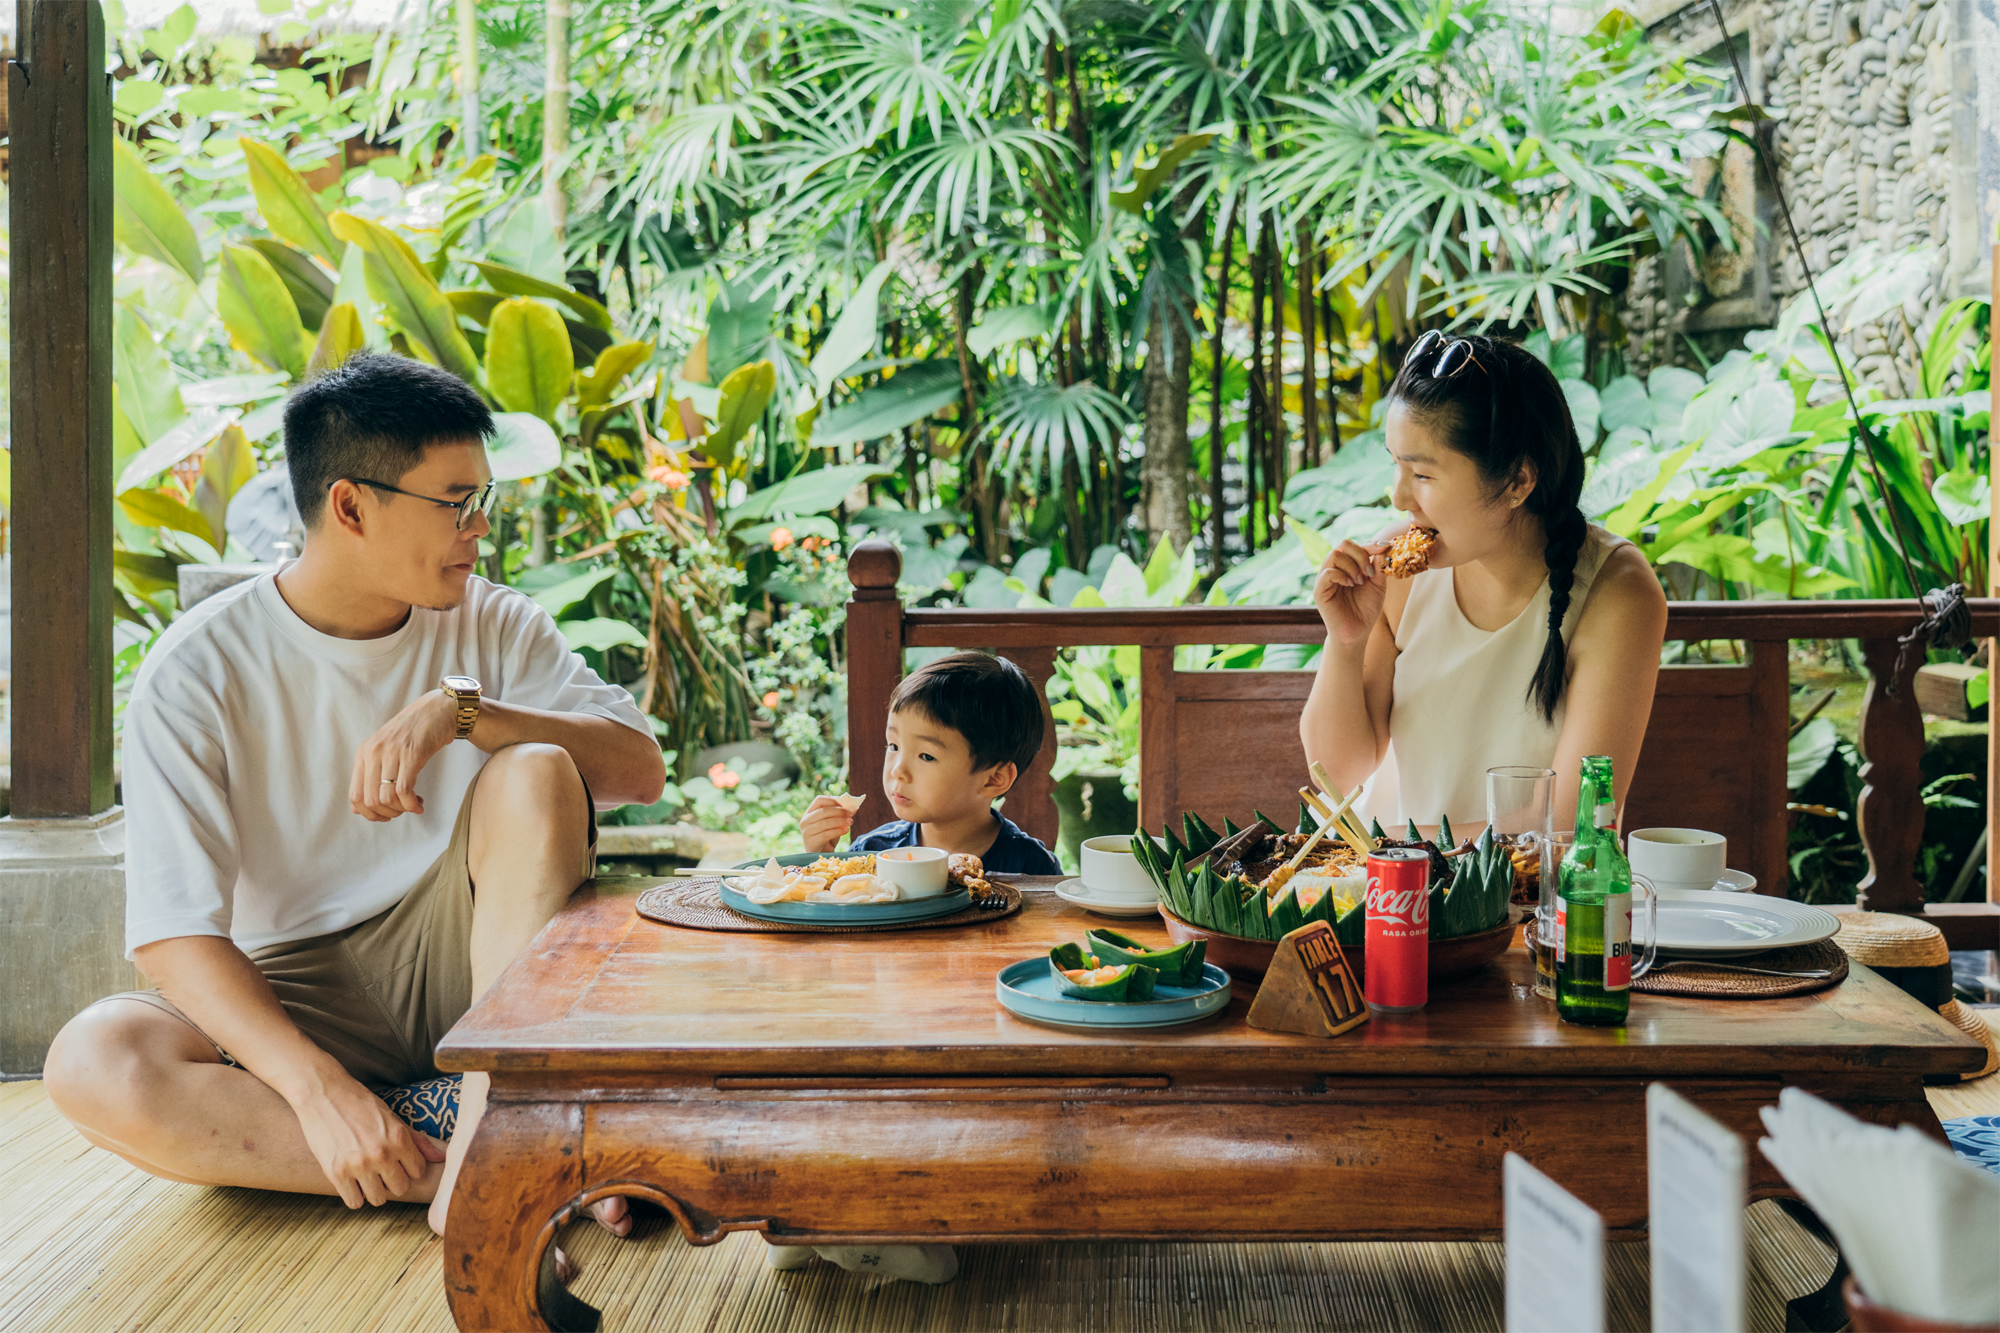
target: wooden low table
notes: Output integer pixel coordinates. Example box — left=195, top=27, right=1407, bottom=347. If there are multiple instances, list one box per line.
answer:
left=437, top=878, right=1986, bottom=1332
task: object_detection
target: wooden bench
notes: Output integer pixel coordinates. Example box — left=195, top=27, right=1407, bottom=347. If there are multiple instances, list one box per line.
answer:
left=842, top=540, right=2000, bottom=950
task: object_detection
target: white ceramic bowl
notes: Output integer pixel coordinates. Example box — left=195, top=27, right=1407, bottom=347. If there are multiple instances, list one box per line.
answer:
left=1628, top=827, right=1727, bottom=894
left=1079, top=834, right=1159, bottom=903
left=874, top=846, right=949, bottom=898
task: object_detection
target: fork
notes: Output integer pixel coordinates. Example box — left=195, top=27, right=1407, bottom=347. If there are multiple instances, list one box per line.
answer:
left=1654, top=960, right=1835, bottom=979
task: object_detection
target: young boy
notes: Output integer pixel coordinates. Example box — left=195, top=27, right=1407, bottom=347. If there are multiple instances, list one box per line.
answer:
left=800, top=650, right=1061, bottom=873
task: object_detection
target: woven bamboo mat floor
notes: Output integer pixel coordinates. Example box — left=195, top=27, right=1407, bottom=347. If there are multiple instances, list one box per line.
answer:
left=3, top=1074, right=1993, bottom=1333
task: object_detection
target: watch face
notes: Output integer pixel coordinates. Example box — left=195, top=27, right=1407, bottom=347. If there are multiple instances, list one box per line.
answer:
left=442, top=675, right=480, bottom=694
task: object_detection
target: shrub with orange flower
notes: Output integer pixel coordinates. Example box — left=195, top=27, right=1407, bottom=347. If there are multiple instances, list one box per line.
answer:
left=763, top=691, right=781, bottom=708
left=769, top=527, right=795, bottom=551
left=646, top=462, right=690, bottom=490
left=707, top=762, right=742, bottom=790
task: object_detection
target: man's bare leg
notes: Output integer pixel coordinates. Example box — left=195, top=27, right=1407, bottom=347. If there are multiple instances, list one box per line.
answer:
left=44, top=1000, right=446, bottom=1200
left=429, top=742, right=630, bottom=1239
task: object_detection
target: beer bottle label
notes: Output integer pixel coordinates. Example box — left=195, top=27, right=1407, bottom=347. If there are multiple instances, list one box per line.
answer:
left=1555, top=904, right=1566, bottom=964
left=1604, top=891, right=1633, bottom=990
left=1593, top=801, right=1616, bottom=829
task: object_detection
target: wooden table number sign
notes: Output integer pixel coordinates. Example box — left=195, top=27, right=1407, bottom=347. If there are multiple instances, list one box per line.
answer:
left=1246, top=920, right=1370, bottom=1038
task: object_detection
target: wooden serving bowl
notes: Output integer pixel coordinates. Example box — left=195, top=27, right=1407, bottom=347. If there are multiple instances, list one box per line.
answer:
left=1157, top=903, right=1524, bottom=985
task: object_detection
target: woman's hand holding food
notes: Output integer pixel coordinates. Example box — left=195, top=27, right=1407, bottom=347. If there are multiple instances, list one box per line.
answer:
left=799, top=794, right=858, bottom=853
left=1313, top=541, right=1391, bottom=649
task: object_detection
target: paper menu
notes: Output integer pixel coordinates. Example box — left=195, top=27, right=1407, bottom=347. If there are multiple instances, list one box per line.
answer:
left=1647, top=1084, right=1747, bottom=1333
left=1504, top=1152, right=1606, bottom=1333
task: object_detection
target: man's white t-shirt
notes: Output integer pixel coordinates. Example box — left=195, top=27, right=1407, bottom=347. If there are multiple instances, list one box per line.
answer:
left=123, top=570, right=652, bottom=957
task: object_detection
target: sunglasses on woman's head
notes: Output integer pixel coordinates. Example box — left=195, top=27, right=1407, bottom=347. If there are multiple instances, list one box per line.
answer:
left=1406, top=329, right=1486, bottom=380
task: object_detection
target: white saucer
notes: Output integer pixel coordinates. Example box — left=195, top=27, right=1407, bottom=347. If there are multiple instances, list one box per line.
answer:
left=1053, top=877, right=1161, bottom=918
left=1652, top=868, right=1758, bottom=894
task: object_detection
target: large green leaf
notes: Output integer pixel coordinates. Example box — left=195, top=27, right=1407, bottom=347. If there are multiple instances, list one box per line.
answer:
left=729, top=463, right=893, bottom=525
left=118, top=486, right=220, bottom=554
left=112, top=138, right=203, bottom=285
left=531, top=564, right=619, bottom=617
left=1665, top=534, right=1856, bottom=596
left=705, top=279, right=781, bottom=381
left=114, top=306, right=186, bottom=447
left=576, top=341, right=655, bottom=408
left=309, top=302, right=365, bottom=377
left=329, top=212, right=482, bottom=386
left=809, top=260, right=893, bottom=399
left=487, top=413, right=563, bottom=481
left=707, top=360, right=776, bottom=467
left=217, top=244, right=310, bottom=379
left=116, top=407, right=234, bottom=492
left=239, top=138, right=342, bottom=266
left=1283, top=429, right=1392, bottom=525
left=1110, top=133, right=1214, bottom=214
left=1933, top=465, right=1991, bottom=527
left=191, top=424, right=255, bottom=548
left=813, top=361, right=962, bottom=447
left=967, top=303, right=1054, bottom=358
left=113, top=549, right=184, bottom=597
left=560, top=618, right=650, bottom=653
left=246, top=239, right=334, bottom=332
left=469, top=261, right=612, bottom=332
left=447, top=290, right=506, bottom=327
left=484, top=297, right=573, bottom=421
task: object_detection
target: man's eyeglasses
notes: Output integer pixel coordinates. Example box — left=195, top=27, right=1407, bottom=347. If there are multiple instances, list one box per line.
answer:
left=339, top=477, right=498, bottom=531
left=1406, top=329, right=1487, bottom=380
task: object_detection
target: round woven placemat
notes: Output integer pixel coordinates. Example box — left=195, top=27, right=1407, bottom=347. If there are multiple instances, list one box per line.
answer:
left=1523, top=917, right=1847, bottom=999
left=633, top=877, right=1023, bottom=934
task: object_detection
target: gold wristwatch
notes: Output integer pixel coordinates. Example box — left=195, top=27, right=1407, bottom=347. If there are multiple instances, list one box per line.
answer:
left=441, top=675, right=482, bottom=740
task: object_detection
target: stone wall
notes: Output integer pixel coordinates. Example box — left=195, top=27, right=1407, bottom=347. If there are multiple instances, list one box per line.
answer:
left=1619, top=0, right=1993, bottom=382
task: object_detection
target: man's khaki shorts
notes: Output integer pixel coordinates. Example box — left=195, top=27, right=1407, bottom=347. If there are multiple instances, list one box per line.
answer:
left=100, top=759, right=595, bottom=1090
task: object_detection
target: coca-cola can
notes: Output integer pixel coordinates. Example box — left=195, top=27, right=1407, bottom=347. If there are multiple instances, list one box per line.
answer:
left=1365, top=847, right=1430, bottom=1013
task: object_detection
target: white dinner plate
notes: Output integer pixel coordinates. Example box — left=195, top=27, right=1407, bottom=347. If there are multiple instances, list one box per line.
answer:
left=1052, top=877, right=1162, bottom=918
left=1649, top=889, right=1840, bottom=956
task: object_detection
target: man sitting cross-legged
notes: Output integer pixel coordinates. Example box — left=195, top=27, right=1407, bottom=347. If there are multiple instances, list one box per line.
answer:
left=43, top=353, right=665, bottom=1248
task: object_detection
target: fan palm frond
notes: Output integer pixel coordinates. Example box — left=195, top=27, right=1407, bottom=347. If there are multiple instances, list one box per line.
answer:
left=984, top=378, right=1135, bottom=492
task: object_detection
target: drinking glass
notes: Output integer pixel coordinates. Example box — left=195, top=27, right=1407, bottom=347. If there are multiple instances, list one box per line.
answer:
left=1488, top=766, right=1557, bottom=1000
left=1537, top=831, right=1575, bottom=1000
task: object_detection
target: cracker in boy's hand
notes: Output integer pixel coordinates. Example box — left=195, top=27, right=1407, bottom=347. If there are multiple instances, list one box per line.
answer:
left=832, top=793, right=864, bottom=813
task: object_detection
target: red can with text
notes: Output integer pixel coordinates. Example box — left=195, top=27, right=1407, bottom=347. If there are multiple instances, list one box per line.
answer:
left=1364, top=848, right=1430, bottom=1013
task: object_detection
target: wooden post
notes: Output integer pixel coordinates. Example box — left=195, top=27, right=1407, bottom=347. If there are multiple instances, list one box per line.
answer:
left=1855, top=637, right=1926, bottom=912
left=1000, top=647, right=1058, bottom=849
left=844, top=540, right=903, bottom=836
left=9, top=0, right=115, bottom=817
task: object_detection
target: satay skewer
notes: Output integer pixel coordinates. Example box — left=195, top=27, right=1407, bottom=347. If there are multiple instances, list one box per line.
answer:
left=1269, top=781, right=1368, bottom=893
left=1306, top=762, right=1375, bottom=856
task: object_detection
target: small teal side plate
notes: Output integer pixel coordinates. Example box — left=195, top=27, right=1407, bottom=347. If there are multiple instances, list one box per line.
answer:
left=995, top=959, right=1233, bottom=1030
left=717, top=878, right=971, bottom=924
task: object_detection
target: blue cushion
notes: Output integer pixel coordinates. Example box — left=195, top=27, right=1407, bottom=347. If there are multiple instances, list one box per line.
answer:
left=377, top=1074, right=461, bottom=1140
left=1942, top=1115, right=2000, bottom=1176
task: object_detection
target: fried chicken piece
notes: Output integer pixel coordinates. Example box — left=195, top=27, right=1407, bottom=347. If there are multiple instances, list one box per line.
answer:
left=947, top=852, right=985, bottom=886
left=1383, top=527, right=1439, bottom=578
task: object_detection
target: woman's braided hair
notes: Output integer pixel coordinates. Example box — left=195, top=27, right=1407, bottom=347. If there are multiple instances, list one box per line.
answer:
left=1386, top=334, right=1588, bottom=723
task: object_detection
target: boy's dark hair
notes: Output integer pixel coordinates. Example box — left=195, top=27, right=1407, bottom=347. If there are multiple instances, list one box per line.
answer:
left=889, top=651, right=1044, bottom=778
left=282, top=352, right=494, bottom=528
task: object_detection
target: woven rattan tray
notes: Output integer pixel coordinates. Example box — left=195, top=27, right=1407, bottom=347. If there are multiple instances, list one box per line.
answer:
left=1524, top=917, right=1848, bottom=999
left=634, top=876, right=1023, bottom=934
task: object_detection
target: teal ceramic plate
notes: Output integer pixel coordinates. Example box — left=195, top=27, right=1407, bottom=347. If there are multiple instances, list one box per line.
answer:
left=716, top=878, right=971, bottom=924
left=994, top=958, right=1233, bottom=1031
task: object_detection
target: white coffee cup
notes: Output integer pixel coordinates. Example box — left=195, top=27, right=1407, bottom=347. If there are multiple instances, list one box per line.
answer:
left=874, top=846, right=950, bottom=898
left=1627, top=828, right=1728, bottom=893
left=1079, top=834, right=1159, bottom=902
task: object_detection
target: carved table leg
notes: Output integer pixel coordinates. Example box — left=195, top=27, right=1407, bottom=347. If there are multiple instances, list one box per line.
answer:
left=444, top=1100, right=597, bottom=1333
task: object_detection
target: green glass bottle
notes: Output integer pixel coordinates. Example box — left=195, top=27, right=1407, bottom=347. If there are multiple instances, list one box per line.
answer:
left=1556, top=756, right=1634, bottom=1026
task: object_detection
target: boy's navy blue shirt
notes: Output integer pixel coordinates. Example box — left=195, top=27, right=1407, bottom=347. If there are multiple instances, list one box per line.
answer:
left=850, top=813, right=1062, bottom=875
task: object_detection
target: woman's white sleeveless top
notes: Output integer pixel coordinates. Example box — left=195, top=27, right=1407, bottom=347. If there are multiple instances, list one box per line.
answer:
left=1356, top=524, right=1628, bottom=832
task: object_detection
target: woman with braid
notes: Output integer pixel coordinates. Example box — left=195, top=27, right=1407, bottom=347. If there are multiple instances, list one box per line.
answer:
left=1300, top=333, right=1668, bottom=833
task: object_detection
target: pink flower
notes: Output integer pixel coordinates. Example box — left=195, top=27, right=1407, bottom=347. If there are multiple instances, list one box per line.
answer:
left=770, top=527, right=795, bottom=551
left=708, top=762, right=741, bottom=790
